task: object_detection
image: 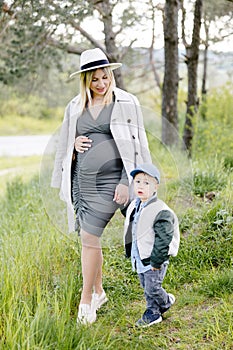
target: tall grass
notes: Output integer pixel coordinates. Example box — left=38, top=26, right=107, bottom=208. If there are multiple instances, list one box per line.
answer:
left=0, top=161, right=232, bottom=349
left=0, top=84, right=233, bottom=349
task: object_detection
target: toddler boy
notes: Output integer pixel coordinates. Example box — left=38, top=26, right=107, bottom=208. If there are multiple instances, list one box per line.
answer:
left=124, top=163, right=180, bottom=327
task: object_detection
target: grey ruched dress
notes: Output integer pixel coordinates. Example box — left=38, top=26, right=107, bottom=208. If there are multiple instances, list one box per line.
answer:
left=71, top=103, right=128, bottom=236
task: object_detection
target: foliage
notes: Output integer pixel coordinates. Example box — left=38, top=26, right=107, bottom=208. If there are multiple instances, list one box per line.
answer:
left=0, top=0, right=146, bottom=86
left=182, top=159, right=228, bottom=197
left=202, top=83, right=233, bottom=125
left=194, top=83, right=233, bottom=160
left=0, top=94, right=54, bottom=119
left=0, top=0, right=90, bottom=84
left=203, top=0, right=233, bottom=42
left=0, top=93, right=64, bottom=135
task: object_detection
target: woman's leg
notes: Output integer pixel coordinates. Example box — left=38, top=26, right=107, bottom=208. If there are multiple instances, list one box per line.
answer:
left=94, top=254, right=104, bottom=295
left=80, top=229, right=102, bottom=305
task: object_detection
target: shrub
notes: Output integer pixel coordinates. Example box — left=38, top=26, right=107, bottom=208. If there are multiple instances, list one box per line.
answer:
left=0, top=94, right=63, bottom=121
left=193, top=83, right=233, bottom=160
left=183, top=158, right=228, bottom=197
left=224, top=156, right=233, bottom=170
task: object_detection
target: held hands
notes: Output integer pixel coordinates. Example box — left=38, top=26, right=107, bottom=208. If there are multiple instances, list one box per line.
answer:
left=74, top=136, right=92, bottom=153
left=113, top=184, right=129, bottom=206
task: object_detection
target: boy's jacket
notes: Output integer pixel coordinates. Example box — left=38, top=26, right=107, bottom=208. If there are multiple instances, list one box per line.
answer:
left=124, top=196, right=180, bottom=269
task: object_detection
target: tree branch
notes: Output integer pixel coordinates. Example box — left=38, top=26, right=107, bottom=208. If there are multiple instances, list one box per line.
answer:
left=69, top=19, right=105, bottom=51
left=46, top=36, right=83, bottom=55
left=180, top=0, right=188, bottom=48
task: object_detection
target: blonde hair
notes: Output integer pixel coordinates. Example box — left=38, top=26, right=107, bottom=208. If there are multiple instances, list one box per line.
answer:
left=79, top=67, right=116, bottom=112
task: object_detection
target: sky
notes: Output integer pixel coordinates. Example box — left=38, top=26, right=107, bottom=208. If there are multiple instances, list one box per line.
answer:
left=79, top=2, right=233, bottom=52
left=5, top=0, right=233, bottom=52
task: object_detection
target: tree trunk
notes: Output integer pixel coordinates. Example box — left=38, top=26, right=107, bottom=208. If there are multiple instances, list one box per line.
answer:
left=201, top=17, right=209, bottom=119
left=94, top=0, right=125, bottom=90
left=182, top=0, right=203, bottom=156
left=162, top=0, right=179, bottom=146
left=202, top=43, right=208, bottom=97
left=149, top=0, right=162, bottom=91
left=104, top=16, right=125, bottom=89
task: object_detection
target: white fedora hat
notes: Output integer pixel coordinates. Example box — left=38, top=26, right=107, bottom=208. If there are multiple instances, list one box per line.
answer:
left=70, top=48, right=122, bottom=78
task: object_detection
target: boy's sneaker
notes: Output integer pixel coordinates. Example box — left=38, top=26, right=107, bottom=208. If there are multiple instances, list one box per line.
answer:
left=168, top=293, right=176, bottom=305
left=161, top=293, right=176, bottom=314
left=91, top=290, right=108, bottom=311
left=136, top=309, right=162, bottom=327
left=77, top=304, right=96, bottom=325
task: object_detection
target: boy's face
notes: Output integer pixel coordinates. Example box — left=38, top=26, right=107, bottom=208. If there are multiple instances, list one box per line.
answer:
left=133, top=172, right=159, bottom=202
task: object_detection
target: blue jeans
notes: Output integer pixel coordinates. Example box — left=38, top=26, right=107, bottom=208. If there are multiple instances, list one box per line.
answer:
left=138, top=261, right=171, bottom=314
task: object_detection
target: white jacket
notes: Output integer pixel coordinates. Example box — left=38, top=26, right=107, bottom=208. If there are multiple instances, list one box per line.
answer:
left=124, top=197, right=180, bottom=268
left=51, top=87, right=151, bottom=232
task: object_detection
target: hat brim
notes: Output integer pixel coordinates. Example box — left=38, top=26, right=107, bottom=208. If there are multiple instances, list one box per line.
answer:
left=69, top=62, right=122, bottom=78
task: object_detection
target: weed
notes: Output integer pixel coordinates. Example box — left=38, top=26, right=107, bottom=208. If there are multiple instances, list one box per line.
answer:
left=224, top=156, right=233, bottom=170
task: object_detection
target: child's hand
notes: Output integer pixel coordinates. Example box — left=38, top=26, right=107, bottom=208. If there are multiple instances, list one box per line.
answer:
left=151, top=267, right=161, bottom=271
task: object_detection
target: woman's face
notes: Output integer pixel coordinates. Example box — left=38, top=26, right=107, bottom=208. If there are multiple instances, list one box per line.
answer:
left=90, top=69, right=111, bottom=98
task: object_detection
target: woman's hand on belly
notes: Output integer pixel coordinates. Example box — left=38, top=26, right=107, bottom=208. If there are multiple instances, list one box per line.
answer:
left=113, top=184, right=129, bottom=206
left=74, top=136, right=92, bottom=153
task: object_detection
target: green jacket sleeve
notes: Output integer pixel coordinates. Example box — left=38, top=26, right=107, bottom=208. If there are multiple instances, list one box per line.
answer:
left=150, top=210, right=174, bottom=269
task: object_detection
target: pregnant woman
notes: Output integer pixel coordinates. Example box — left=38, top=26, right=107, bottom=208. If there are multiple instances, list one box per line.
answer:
left=51, top=48, right=151, bottom=325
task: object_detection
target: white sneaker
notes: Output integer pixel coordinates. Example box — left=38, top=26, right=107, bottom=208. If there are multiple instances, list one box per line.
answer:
left=77, top=304, right=96, bottom=325
left=161, top=293, right=176, bottom=315
left=91, top=290, right=108, bottom=311
left=168, top=293, right=176, bottom=305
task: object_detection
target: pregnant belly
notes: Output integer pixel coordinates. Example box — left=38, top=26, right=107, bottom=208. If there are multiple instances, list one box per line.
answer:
left=78, top=133, right=122, bottom=175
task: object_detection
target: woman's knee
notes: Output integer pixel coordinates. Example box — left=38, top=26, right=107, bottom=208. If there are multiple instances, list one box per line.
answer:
left=80, top=230, right=101, bottom=249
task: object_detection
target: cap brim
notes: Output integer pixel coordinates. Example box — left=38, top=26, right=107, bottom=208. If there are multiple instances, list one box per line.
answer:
left=130, top=168, right=160, bottom=183
left=69, top=63, right=122, bottom=78
left=130, top=169, right=144, bottom=178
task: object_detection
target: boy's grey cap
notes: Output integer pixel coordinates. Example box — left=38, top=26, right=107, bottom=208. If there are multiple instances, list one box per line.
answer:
left=130, top=163, right=160, bottom=183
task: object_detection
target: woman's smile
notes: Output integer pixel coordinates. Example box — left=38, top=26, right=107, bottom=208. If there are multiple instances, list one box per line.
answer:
left=90, top=69, right=110, bottom=98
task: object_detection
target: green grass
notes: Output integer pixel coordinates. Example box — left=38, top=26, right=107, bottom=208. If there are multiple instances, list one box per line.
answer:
left=0, top=94, right=63, bottom=136
left=0, top=85, right=233, bottom=349
left=0, top=156, right=42, bottom=196
left=0, top=161, right=232, bottom=349
left=0, top=115, right=62, bottom=136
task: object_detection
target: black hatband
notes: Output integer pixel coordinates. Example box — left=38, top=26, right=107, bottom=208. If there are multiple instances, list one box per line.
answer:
left=81, top=59, right=109, bottom=71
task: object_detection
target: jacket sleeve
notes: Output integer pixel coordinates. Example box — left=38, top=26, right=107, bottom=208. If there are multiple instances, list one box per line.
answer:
left=150, top=210, right=174, bottom=269
left=51, top=104, right=71, bottom=188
